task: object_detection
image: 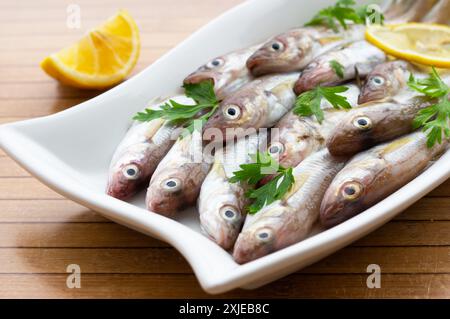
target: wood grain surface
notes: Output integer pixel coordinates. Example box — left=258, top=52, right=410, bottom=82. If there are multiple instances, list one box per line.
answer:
left=0, top=0, right=449, bottom=299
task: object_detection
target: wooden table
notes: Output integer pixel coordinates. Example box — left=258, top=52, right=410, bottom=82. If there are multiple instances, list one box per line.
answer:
left=0, top=0, right=449, bottom=299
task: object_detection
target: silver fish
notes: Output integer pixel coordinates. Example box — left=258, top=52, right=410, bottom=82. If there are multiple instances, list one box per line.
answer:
left=146, top=133, right=212, bottom=217
left=184, top=45, right=260, bottom=100
left=422, top=0, right=450, bottom=24
left=198, top=132, right=268, bottom=250
left=321, top=131, right=448, bottom=228
left=246, top=25, right=365, bottom=76
left=106, top=96, right=194, bottom=200
left=294, top=41, right=386, bottom=94
left=326, top=94, right=435, bottom=156
left=358, top=60, right=413, bottom=104
left=233, top=150, right=347, bottom=264
left=269, top=84, right=360, bottom=169
left=203, top=73, right=299, bottom=142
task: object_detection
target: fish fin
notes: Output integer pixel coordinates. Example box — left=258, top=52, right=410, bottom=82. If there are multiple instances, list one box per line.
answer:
left=318, top=36, right=344, bottom=45
left=381, top=136, right=413, bottom=155
left=211, top=160, right=227, bottom=179
left=284, top=172, right=310, bottom=200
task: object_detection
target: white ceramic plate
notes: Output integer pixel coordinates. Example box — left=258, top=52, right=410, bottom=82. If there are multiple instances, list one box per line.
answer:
left=0, top=0, right=449, bottom=294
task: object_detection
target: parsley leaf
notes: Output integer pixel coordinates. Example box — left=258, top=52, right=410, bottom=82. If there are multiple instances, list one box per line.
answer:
left=408, top=67, right=450, bottom=148
left=133, top=80, right=219, bottom=134
left=330, top=60, right=345, bottom=79
left=229, top=152, right=279, bottom=185
left=408, top=68, right=449, bottom=98
left=230, top=151, right=295, bottom=214
left=305, top=0, right=384, bottom=32
left=293, top=86, right=352, bottom=123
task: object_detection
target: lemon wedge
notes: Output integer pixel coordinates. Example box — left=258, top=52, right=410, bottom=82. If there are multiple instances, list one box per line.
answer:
left=41, top=10, right=140, bottom=89
left=366, top=23, right=450, bottom=68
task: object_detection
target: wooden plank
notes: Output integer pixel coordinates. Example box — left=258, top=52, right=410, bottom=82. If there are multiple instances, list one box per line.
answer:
left=0, top=33, right=189, bottom=51
left=0, top=178, right=64, bottom=200
left=0, top=64, right=148, bottom=83
left=0, top=223, right=168, bottom=248
left=0, top=83, right=102, bottom=99
left=429, top=180, right=450, bottom=197
left=0, top=99, right=86, bottom=117
left=0, top=47, right=168, bottom=67
left=0, top=246, right=448, bottom=275
left=0, top=200, right=107, bottom=223
left=394, top=197, right=450, bottom=221
left=0, top=220, right=448, bottom=248
left=0, top=157, right=30, bottom=177
left=0, top=274, right=448, bottom=298
left=355, top=221, right=450, bottom=246
left=1, top=19, right=208, bottom=36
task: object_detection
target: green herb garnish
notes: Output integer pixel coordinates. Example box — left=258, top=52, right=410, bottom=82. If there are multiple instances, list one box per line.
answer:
left=305, top=0, right=384, bottom=32
left=293, top=86, right=352, bottom=123
left=330, top=60, right=345, bottom=79
left=408, top=67, right=450, bottom=148
left=133, top=80, right=219, bottom=134
left=230, top=151, right=295, bottom=214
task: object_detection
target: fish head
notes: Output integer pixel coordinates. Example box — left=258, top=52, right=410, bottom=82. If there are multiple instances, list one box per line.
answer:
left=320, top=159, right=381, bottom=228
left=269, top=114, right=324, bottom=169
left=201, top=198, right=245, bottom=250
left=294, top=58, right=336, bottom=94
left=146, top=165, right=195, bottom=216
left=106, top=147, right=150, bottom=200
left=358, top=61, right=409, bottom=104
left=326, top=110, right=379, bottom=156
left=184, top=56, right=230, bottom=93
left=203, top=91, right=263, bottom=141
left=247, top=31, right=313, bottom=76
left=232, top=207, right=293, bottom=264
left=320, top=177, right=367, bottom=228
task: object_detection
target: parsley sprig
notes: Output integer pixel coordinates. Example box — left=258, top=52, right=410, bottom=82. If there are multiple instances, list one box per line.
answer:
left=305, top=0, right=384, bottom=32
left=230, top=152, right=295, bottom=214
left=133, top=80, right=219, bottom=134
left=293, top=86, right=352, bottom=123
left=330, top=60, right=345, bottom=79
left=408, top=67, right=450, bottom=148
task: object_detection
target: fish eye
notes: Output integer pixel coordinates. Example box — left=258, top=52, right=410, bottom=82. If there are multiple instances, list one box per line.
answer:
left=255, top=228, right=273, bottom=243
left=270, top=41, right=284, bottom=52
left=162, top=178, right=182, bottom=192
left=268, top=142, right=284, bottom=156
left=220, top=206, right=241, bottom=222
left=206, top=58, right=224, bottom=69
left=371, top=76, right=385, bottom=86
left=353, top=116, right=372, bottom=130
left=223, top=105, right=241, bottom=120
left=122, top=164, right=140, bottom=180
left=341, top=182, right=363, bottom=201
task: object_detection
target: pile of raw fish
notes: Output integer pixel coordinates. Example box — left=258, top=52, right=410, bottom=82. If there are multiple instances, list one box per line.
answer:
left=106, top=0, right=450, bottom=264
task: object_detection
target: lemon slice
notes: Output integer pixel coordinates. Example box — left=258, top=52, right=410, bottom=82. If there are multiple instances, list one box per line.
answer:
left=41, top=10, right=140, bottom=89
left=366, top=23, right=450, bottom=68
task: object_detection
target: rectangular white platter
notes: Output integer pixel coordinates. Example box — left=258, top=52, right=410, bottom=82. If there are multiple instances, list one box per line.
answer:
left=0, top=0, right=449, bottom=294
